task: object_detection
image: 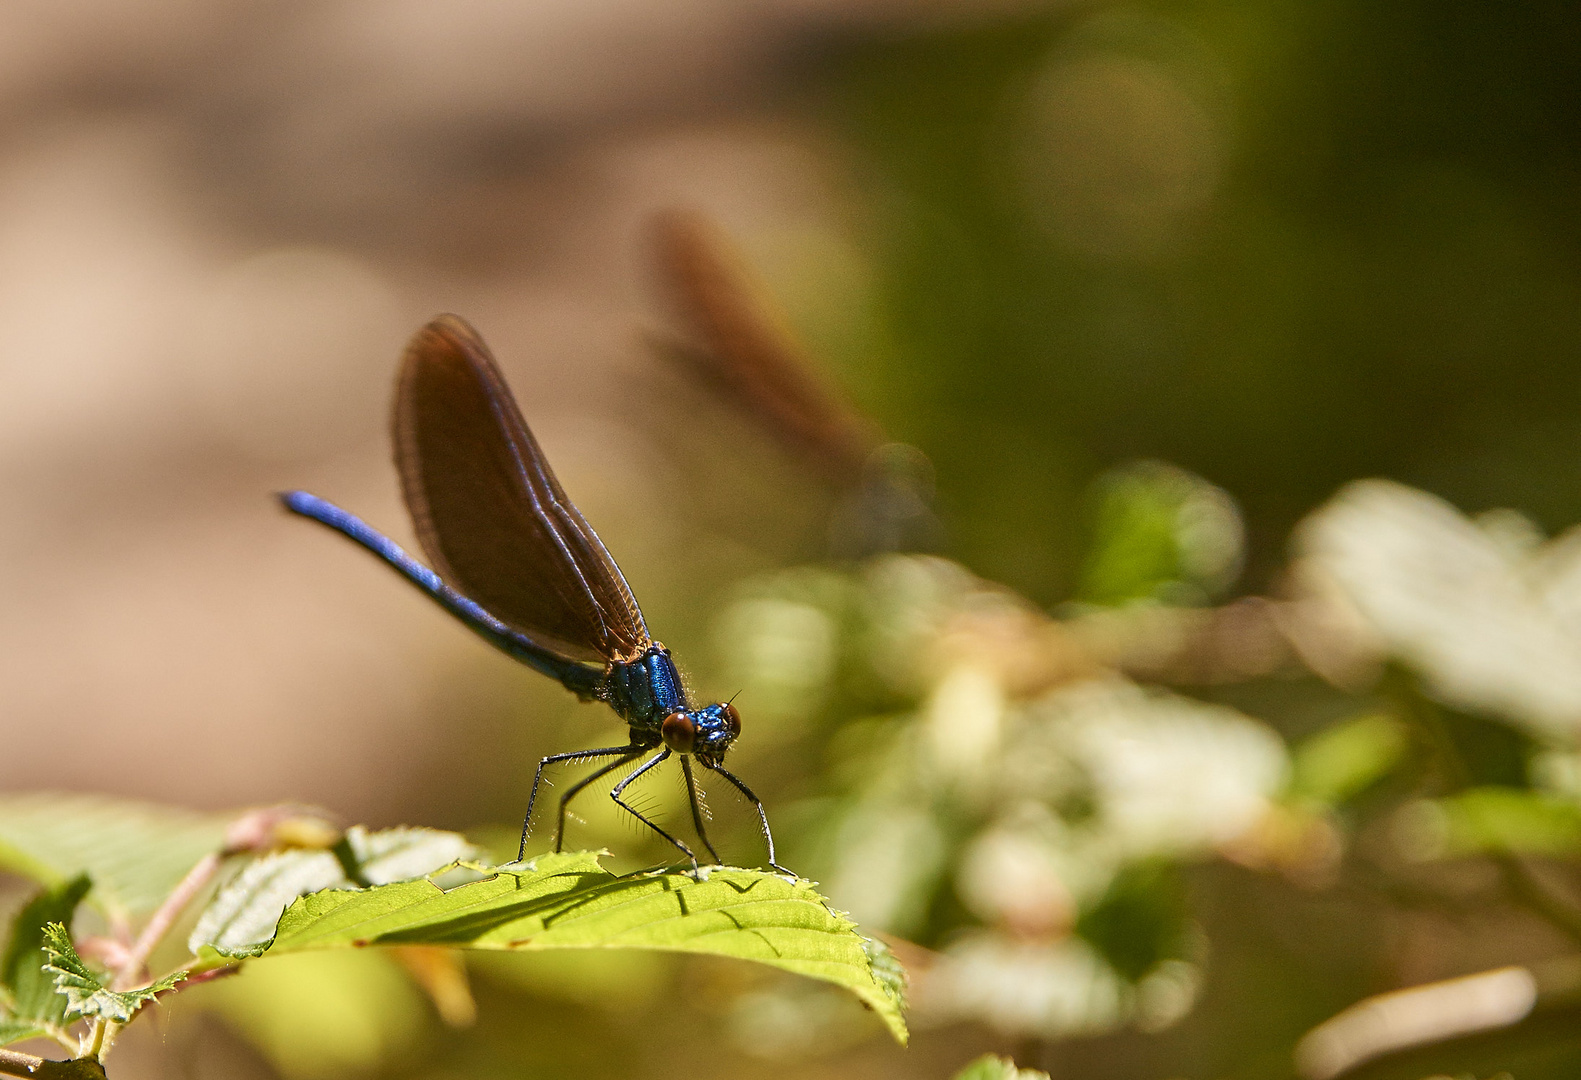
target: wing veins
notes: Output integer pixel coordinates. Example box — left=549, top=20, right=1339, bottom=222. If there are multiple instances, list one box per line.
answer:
left=398, top=315, right=650, bottom=661
left=480, top=390, right=620, bottom=654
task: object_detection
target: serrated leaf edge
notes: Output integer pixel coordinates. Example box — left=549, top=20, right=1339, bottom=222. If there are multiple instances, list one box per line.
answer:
left=269, top=856, right=909, bottom=1042
left=40, top=924, right=186, bottom=1023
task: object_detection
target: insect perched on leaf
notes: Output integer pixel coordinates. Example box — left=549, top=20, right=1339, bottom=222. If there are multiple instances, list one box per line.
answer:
left=281, top=315, right=787, bottom=875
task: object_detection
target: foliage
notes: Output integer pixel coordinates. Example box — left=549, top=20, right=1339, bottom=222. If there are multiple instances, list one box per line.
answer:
left=1, top=876, right=91, bottom=1040
left=720, top=530, right=1281, bottom=1038
left=709, top=467, right=1581, bottom=1076
left=951, top=1054, right=1049, bottom=1080
left=187, top=826, right=477, bottom=958
left=0, top=796, right=228, bottom=922
left=0, top=797, right=905, bottom=1076
left=1077, top=462, right=1243, bottom=607
left=1287, top=713, right=1409, bottom=807
left=39, top=925, right=182, bottom=1024
left=238, top=852, right=906, bottom=1042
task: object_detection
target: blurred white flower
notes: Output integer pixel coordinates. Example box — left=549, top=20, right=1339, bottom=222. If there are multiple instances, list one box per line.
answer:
left=922, top=932, right=1129, bottom=1037
left=925, top=663, right=1007, bottom=792
left=823, top=803, right=947, bottom=937
left=1135, top=957, right=1201, bottom=1032
left=860, top=555, right=983, bottom=693
left=1294, top=479, right=1581, bottom=737
left=1023, top=678, right=1287, bottom=858
left=715, top=593, right=839, bottom=717
left=956, top=824, right=1077, bottom=937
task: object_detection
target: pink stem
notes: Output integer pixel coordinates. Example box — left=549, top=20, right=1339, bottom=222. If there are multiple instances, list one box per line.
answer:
left=111, top=853, right=221, bottom=991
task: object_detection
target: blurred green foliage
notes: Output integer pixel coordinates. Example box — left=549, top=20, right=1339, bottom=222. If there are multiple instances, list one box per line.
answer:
left=811, top=1, right=1581, bottom=603
left=952, top=1054, right=1050, bottom=1080
left=1076, top=461, right=1243, bottom=605
left=1075, top=860, right=1193, bottom=983
left=1287, top=713, right=1407, bottom=806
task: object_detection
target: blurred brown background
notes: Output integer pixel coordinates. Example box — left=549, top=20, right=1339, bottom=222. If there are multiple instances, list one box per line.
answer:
left=0, top=0, right=956, bottom=822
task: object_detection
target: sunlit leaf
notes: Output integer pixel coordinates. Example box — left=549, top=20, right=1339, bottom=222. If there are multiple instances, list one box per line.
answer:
left=0, top=794, right=228, bottom=920
left=1077, top=462, right=1243, bottom=607
left=189, top=850, right=346, bottom=959
left=40, top=924, right=184, bottom=1023
left=1424, top=787, right=1581, bottom=857
left=1289, top=713, right=1409, bottom=806
left=341, top=827, right=477, bottom=886
left=860, top=933, right=907, bottom=1020
left=952, top=1054, right=1051, bottom=1080
left=190, top=827, right=476, bottom=958
left=228, top=851, right=907, bottom=1044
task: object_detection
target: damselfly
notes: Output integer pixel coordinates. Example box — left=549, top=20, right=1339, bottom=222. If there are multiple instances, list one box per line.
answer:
left=282, top=315, right=786, bottom=874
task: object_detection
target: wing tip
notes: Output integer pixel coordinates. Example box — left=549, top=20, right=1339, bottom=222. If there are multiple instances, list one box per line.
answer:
left=415, top=313, right=487, bottom=355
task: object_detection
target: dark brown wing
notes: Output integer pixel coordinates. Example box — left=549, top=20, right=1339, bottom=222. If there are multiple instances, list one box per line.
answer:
left=393, top=315, right=650, bottom=663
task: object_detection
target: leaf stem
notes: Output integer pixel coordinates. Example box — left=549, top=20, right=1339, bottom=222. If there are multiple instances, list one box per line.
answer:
left=111, top=853, right=221, bottom=992
left=110, top=804, right=326, bottom=992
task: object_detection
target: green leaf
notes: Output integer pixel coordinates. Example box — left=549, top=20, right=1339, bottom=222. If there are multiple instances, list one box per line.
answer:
left=40, top=924, right=185, bottom=1023
left=0, top=794, right=228, bottom=920
left=860, top=933, right=908, bottom=1020
left=952, top=1054, right=1051, bottom=1080
left=189, top=827, right=477, bottom=958
left=0, top=1014, right=46, bottom=1046
left=2, top=875, right=92, bottom=1028
left=189, top=850, right=346, bottom=959
left=1077, top=462, right=1242, bottom=607
left=1289, top=713, right=1408, bottom=806
left=249, top=852, right=907, bottom=1044
left=340, top=827, right=477, bottom=886
left=1422, top=787, right=1581, bottom=857
left=1075, top=860, right=1192, bottom=982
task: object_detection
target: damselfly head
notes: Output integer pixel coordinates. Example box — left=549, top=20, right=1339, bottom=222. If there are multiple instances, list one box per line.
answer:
left=662, top=701, right=740, bottom=763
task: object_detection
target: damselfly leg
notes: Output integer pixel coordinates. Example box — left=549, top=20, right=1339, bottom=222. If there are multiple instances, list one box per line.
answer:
left=680, top=756, right=722, bottom=865
left=520, top=745, right=639, bottom=861
left=610, top=749, right=699, bottom=870
left=706, top=763, right=791, bottom=877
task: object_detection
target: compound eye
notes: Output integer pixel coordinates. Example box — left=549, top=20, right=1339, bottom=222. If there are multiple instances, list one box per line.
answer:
left=661, top=711, right=696, bottom=752
left=721, top=702, right=741, bottom=738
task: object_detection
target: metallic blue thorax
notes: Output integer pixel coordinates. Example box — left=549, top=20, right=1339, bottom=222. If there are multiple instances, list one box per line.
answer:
left=601, top=644, right=689, bottom=735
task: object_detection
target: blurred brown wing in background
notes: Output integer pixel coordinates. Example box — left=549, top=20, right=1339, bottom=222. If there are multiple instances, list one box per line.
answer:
left=648, top=208, right=882, bottom=485
left=648, top=210, right=942, bottom=556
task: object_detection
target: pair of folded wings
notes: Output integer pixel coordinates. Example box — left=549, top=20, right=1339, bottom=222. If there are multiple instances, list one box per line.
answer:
left=395, top=316, right=651, bottom=665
